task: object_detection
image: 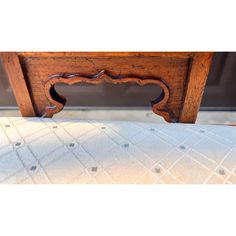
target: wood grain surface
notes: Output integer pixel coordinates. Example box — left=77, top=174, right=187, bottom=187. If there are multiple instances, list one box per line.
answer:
left=0, top=52, right=213, bottom=123
left=0, top=52, right=36, bottom=116
left=43, top=70, right=170, bottom=120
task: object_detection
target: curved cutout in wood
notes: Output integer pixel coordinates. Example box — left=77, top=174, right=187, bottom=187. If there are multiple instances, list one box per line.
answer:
left=43, top=70, right=171, bottom=122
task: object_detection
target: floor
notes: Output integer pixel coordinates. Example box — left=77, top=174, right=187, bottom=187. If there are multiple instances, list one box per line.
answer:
left=0, top=112, right=236, bottom=184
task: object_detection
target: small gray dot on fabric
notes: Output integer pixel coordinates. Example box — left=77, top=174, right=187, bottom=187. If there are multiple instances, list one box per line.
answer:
left=5, top=124, right=10, bottom=128
left=154, top=167, right=161, bottom=174
left=91, top=167, right=98, bottom=172
left=179, top=145, right=186, bottom=150
left=218, top=169, right=225, bottom=176
left=199, top=130, right=205, bottom=133
left=150, top=128, right=155, bottom=131
left=69, top=143, right=75, bottom=147
left=52, top=126, right=58, bottom=129
left=15, top=142, right=21, bottom=147
left=30, top=166, right=37, bottom=171
left=101, top=127, right=106, bottom=129
left=123, top=143, right=129, bottom=148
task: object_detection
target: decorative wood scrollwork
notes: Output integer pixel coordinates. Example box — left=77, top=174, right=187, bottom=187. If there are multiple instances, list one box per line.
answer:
left=43, top=70, right=171, bottom=121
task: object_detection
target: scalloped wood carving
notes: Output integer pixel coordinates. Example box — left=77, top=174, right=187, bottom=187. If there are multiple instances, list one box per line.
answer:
left=43, top=70, right=171, bottom=121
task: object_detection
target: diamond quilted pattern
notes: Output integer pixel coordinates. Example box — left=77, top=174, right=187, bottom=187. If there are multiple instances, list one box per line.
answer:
left=0, top=117, right=235, bottom=184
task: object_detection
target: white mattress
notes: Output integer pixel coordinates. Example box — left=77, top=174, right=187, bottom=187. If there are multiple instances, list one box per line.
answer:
left=0, top=117, right=235, bottom=184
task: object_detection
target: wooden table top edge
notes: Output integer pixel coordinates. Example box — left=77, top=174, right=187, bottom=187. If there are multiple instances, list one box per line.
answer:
left=13, top=52, right=213, bottom=58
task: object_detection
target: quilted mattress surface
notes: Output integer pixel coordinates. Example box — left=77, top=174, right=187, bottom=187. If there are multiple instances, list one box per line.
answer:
left=0, top=117, right=235, bottom=184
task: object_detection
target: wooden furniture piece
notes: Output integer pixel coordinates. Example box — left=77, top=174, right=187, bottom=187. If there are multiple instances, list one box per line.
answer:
left=0, top=52, right=213, bottom=123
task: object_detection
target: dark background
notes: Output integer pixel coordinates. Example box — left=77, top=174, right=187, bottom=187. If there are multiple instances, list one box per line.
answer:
left=0, top=52, right=235, bottom=110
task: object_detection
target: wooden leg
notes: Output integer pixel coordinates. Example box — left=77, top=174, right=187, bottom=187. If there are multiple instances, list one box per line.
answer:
left=0, top=52, right=36, bottom=117
left=179, top=53, right=213, bottom=123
